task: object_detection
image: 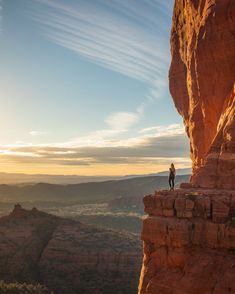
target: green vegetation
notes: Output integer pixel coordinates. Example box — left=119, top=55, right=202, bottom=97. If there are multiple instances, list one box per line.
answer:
left=0, top=281, right=52, bottom=294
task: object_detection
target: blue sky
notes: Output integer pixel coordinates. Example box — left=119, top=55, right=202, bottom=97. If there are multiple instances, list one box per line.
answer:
left=0, top=0, right=190, bottom=175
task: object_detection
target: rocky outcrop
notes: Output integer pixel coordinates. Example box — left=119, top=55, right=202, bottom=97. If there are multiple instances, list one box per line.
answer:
left=138, top=189, right=235, bottom=293
left=138, top=0, right=235, bottom=292
left=169, top=0, right=235, bottom=189
left=0, top=205, right=142, bottom=294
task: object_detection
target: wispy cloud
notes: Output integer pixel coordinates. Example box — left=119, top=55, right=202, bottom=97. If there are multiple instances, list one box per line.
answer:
left=27, top=0, right=173, bottom=102
left=139, top=124, right=184, bottom=135
left=105, top=111, right=140, bottom=130
left=29, top=130, right=47, bottom=136
left=0, top=124, right=189, bottom=168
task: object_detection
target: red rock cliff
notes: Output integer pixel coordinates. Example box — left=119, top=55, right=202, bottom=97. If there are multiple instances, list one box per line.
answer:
left=169, top=0, right=235, bottom=189
left=138, top=189, right=235, bottom=293
left=0, top=205, right=142, bottom=294
left=138, top=1, right=235, bottom=293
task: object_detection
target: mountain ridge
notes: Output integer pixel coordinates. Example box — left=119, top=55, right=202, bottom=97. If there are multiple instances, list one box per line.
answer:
left=0, top=174, right=190, bottom=203
left=0, top=204, right=142, bottom=294
left=0, top=168, right=191, bottom=185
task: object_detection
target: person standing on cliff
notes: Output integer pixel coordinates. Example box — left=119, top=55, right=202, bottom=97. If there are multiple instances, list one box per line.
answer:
left=169, top=163, right=175, bottom=190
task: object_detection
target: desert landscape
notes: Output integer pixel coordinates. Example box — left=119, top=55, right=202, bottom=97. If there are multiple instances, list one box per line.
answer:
left=0, top=0, right=234, bottom=293
left=0, top=174, right=189, bottom=293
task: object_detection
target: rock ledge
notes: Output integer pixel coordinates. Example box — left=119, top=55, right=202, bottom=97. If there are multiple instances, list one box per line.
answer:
left=138, top=189, right=235, bottom=294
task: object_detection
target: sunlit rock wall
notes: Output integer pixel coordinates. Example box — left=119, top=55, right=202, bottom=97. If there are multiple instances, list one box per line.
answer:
left=169, top=0, right=235, bottom=189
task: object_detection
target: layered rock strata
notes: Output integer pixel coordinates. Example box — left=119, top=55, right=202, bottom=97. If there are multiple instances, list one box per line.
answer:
left=0, top=205, right=142, bottom=294
left=138, top=189, right=235, bottom=294
left=169, top=0, right=235, bottom=189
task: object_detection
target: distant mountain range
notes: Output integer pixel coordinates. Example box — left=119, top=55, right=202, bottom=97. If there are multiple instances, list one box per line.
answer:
left=0, top=168, right=191, bottom=185
left=153, top=168, right=191, bottom=176
left=0, top=174, right=190, bottom=204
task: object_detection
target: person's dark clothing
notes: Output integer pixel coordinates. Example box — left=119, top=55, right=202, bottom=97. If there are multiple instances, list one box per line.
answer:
left=169, top=168, right=175, bottom=189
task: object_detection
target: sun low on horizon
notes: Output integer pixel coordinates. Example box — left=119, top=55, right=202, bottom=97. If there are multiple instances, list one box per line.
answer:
left=0, top=0, right=190, bottom=176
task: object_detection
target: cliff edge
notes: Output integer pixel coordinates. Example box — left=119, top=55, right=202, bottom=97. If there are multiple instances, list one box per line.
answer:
left=138, top=189, right=235, bottom=293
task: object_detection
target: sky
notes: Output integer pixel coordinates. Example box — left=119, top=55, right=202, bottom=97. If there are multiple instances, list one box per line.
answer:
left=0, top=0, right=190, bottom=176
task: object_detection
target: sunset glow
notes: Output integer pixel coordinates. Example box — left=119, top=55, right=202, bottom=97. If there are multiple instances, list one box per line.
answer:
left=0, top=0, right=190, bottom=176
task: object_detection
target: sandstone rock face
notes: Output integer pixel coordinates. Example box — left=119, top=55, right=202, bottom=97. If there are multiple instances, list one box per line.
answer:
left=0, top=205, right=142, bottom=294
left=169, top=0, right=235, bottom=189
left=138, top=189, right=235, bottom=293
left=138, top=1, right=235, bottom=291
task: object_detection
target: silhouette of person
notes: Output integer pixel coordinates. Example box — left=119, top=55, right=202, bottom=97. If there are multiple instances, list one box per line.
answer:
left=169, top=163, right=175, bottom=190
